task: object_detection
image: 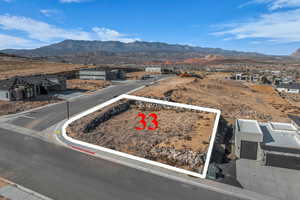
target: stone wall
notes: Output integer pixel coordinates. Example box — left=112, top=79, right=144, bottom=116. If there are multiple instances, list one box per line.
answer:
left=84, top=101, right=132, bottom=132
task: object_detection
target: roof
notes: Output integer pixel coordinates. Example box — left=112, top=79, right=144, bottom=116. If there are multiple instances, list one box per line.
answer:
left=277, top=83, right=300, bottom=90
left=80, top=68, right=108, bottom=72
left=260, top=122, right=300, bottom=152
left=289, top=115, right=300, bottom=127
left=236, top=119, right=263, bottom=135
left=0, top=75, right=61, bottom=90
left=0, top=77, right=17, bottom=90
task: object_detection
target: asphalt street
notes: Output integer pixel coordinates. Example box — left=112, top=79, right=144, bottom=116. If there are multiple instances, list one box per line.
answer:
left=8, top=77, right=164, bottom=131
left=0, top=128, right=244, bottom=200
left=0, top=75, right=268, bottom=200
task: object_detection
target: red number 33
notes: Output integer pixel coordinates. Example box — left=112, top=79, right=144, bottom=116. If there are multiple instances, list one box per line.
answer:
left=135, top=113, right=158, bottom=131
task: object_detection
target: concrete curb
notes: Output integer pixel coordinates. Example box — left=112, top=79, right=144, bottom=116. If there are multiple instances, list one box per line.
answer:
left=0, top=177, right=53, bottom=200
left=61, top=94, right=221, bottom=178
left=0, top=85, right=119, bottom=121
left=54, top=121, right=278, bottom=200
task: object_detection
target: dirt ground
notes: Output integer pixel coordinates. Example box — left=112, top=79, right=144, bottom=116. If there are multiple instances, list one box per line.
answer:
left=134, top=74, right=300, bottom=123
left=0, top=180, right=7, bottom=188
left=126, top=71, right=160, bottom=80
left=0, top=179, right=9, bottom=200
left=0, top=58, right=95, bottom=80
left=0, top=97, right=60, bottom=116
left=68, top=101, right=216, bottom=172
left=67, top=79, right=111, bottom=91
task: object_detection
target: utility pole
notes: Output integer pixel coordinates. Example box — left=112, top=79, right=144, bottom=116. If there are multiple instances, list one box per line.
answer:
left=66, top=101, right=70, bottom=119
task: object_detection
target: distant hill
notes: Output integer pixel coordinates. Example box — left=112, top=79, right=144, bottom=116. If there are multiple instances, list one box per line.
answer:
left=291, top=49, right=300, bottom=58
left=0, top=40, right=274, bottom=65
left=0, top=52, right=93, bottom=80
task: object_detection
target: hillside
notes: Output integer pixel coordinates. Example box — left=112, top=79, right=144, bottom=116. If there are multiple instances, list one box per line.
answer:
left=0, top=52, right=94, bottom=80
left=291, top=49, right=300, bottom=58
left=0, top=40, right=274, bottom=65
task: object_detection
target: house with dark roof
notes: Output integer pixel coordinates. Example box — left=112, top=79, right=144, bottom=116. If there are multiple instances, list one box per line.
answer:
left=276, top=82, right=300, bottom=93
left=0, top=75, right=66, bottom=101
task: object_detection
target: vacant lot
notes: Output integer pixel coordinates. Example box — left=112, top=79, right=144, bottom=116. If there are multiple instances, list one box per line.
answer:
left=0, top=53, right=94, bottom=80
left=134, top=75, right=299, bottom=123
left=67, top=79, right=111, bottom=91
left=0, top=97, right=60, bottom=116
left=126, top=71, right=160, bottom=80
left=68, top=100, right=216, bottom=172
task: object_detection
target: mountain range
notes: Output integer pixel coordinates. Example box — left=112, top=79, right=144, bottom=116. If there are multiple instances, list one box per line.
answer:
left=0, top=40, right=293, bottom=65
left=291, top=49, right=300, bottom=58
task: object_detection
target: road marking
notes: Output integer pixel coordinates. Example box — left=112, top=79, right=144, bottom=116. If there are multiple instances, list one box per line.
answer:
left=21, top=115, right=36, bottom=119
left=70, top=145, right=96, bottom=155
left=61, top=94, right=221, bottom=179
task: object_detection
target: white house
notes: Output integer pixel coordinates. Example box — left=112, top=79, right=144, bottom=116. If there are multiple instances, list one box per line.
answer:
left=145, top=67, right=161, bottom=73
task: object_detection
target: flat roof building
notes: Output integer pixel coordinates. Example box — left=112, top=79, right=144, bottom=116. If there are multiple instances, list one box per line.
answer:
left=79, top=68, right=125, bottom=80
left=234, top=119, right=300, bottom=170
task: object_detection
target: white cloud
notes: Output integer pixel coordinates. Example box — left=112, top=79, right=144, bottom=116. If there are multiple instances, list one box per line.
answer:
left=0, top=34, right=43, bottom=49
left=242, top=0, right=300, bottom=10
left=0, top=15, right=91, bottom=42
left=0, top=14, right=139, bottom=49
left=92, top=27, right=139, bottom=43
left=40, top=9, right=60, bottom=17
left=214, top=8, right=300, bottom=43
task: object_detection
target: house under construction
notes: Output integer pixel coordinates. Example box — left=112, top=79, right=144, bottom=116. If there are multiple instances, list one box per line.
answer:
left=0, top=75, right=66, bottom=101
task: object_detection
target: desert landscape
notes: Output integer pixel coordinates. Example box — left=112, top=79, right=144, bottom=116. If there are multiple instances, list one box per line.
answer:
left=67, top=99, right=216, bottom=173
left=134, top=74, right=300, bottom=124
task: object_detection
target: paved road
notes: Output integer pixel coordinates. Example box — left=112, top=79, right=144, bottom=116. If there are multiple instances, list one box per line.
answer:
left=7, top=77, right=165, bottom=131
left=0, top=128, right=243, bottom=200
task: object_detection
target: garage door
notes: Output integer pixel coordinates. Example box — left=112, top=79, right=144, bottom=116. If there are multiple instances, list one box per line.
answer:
left=240, top=141, right=258, bottom=160
left=266, top=153, right=300, bottom=170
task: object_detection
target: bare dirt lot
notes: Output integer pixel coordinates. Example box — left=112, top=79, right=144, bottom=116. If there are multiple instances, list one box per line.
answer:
left=126, top=71, right=160, bottom=80
left=0, top=97, right=60, bottom=116
left=0, top=178, right=9, bottom=200
left=67, top=73, right=299, bottom=174
left=134, top=74, right=300, bottom=123
left=68, top=100, right=216, bottom=172
left=67, top=79, right=111, bottom=91
left=0, top=53, right=94, bottom=80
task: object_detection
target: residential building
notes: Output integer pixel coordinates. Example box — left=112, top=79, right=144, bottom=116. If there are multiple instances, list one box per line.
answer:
left=79, top=68, right=125, bottom=80
left=234, top=119, right=300, bottom=170
left=0, top=75, right=66, bottom=101
left=145, top=67, right=162, bottom=73
left=276, top=83, right=300, bottom=93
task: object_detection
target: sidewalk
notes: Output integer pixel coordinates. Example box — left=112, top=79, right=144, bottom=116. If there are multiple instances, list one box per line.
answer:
left=0, top=178, right=53, bottom=200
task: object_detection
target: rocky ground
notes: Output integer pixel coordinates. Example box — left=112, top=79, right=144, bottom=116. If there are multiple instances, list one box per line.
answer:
left=126, top=71, right=160, bottom=80
left=134, top=74, right=299, bottom=124
left=0, top=96, right=60, bottom=116
left=0, top=53, right=95, bottom=80
left=67, top=79, right=111, bottom=91
left=68, top=100, right=216, bottom=173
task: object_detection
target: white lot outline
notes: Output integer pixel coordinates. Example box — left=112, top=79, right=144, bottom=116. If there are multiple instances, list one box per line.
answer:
left=62, top=94, right=221, bottom=178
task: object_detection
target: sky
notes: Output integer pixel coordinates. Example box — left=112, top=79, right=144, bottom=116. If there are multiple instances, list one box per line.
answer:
left=1, top=0, right=300, bottom=55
